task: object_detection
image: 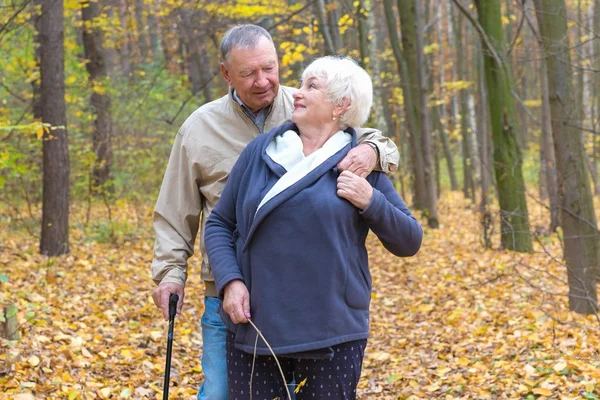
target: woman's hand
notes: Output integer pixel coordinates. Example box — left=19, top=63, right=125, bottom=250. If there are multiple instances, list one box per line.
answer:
left=336, top=170, right=374, bottom=210
left=223, top=280, right=251, bottom=324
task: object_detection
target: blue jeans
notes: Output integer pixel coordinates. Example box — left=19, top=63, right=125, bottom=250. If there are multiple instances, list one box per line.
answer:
left=197, top=297, right=229, bottom=400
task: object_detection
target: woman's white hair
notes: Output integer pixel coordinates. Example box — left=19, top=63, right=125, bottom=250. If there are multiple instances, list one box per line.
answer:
left=301, top=56, right=373, bottom=128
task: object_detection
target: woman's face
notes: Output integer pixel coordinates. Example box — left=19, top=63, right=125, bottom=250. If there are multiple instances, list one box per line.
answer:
left=292, top=76, right=336, bottom=128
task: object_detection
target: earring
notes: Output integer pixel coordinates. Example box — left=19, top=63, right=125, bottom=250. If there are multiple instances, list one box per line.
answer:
left=332, top=116, right=337, bottom=121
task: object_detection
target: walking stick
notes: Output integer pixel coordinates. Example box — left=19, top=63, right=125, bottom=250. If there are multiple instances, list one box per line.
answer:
left=163, top=293, right=179, bottom=400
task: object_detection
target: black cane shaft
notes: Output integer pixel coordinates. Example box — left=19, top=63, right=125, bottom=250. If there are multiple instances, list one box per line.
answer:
left=163, top=293, right=179, bottom=400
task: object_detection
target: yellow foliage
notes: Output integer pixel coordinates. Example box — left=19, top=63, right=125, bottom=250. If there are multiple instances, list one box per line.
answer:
left=338, top=14, right=353, bottom=36
left=523, top=99, right=542, bottom=108
left=443, top=80, right=474, bottom=91
left=424, top=43, right=439, bottom=55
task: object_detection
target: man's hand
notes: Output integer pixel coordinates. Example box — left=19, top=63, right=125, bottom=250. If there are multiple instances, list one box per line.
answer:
left=337, top=143, right=378, bottom=178
left=223, top=280, right=250, bottom=324
left=337, top=170, right=374, bottom=210
left=152, top=282, right=184, bottom=321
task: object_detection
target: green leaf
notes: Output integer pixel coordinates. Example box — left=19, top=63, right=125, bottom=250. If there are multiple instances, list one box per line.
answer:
left=5, top=304, right=17, bottom=318
left=386, top=374, right=400, bottom=383
left=584, top=393, right=599, bottom=400
left=26, top=311, right=36, bottom=322
left=0, top=274, right=8, bottom=283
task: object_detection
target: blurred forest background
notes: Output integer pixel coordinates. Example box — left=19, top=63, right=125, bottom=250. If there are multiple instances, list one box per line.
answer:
left=1, top=0, right=600, bottom=398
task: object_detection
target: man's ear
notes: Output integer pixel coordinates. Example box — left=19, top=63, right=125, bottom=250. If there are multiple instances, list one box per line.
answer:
left=220, top=62, right=232, bottom=85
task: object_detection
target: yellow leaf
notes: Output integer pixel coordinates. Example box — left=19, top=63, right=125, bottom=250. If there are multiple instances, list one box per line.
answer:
left=294, top=377, right=307, bottom=393
left=68, top=390, right=80, bottom=400
left=81, top=347, right=93, bottom=358
left=457, top=357, right=470, bottom=366
left=27, top=355, right=40, bottom=367
left=552, top=361, right=566, bottom=372
left=98, top=387, right=111, bottom=399
left=532, top=387, right=553, bottom=396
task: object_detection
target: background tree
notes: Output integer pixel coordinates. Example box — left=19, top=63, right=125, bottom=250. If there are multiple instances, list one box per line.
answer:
left=82, top=0, right=113, bottom=192
left=464, top=0, right=533, bottom=252
left=534, top=0, right=599, bottom=314
left=39, top=0, right=69, bottom=255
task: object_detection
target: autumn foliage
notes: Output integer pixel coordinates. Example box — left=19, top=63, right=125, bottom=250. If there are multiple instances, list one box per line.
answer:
left=1, top=194, right=599, bottom=399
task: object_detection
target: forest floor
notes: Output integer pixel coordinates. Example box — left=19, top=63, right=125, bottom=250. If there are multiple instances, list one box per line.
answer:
left=1, top=192, right=599, bottom=399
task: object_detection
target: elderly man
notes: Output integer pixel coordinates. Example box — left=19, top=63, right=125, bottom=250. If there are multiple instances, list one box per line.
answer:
left=151, top=24, right=399, bottom=400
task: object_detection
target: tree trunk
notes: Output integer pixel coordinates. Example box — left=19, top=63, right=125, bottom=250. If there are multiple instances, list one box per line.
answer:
left=534, top=0, right=599, bottom=314
left=40, top=0, right=69, bottom=256
left=475, top=37, right=493, bottom=248
left=384, top=0, right=427, bottom=210
left=455, top=9, right=475, bottom=201
left=540, top=56, right=560, bottom=232
left=117, top=0, right=131, bottom=78
left=32, top=0, right=43, bottom=120
left=147, top=0, right=160, bottom=60
left=357, top=0, right=369, bottom=68
left=135, top=0, right=148, bottom=62
left=327, top=0, right=343, bottom=50
left=446, top=0, right=459, bottom=123
left=370, top=0, right=395, bottom=139
left=316, top=0, right=337, bottom=53
left=437, top=0, right=459, bottom=191
left=593, top=0, right=600, bottom=195
left=82, top=0, right=113, bottom=192
left=414, top=0, right=439, bottom=227
left=474, top=0, right=533, bottom=252
left=398, top=0, right=430, bottom=210
left=103, top=1, right=119, bottom=77
left=178, top=8, right=213, bottom=102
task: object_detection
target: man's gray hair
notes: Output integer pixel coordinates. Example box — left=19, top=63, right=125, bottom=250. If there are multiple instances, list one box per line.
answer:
left=220, top=24, right=274, bottom=63
left=301, top=56, right=373, bottom=129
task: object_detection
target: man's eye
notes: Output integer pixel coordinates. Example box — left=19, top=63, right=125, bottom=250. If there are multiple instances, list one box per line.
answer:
left=242, top=72, right=253, bottom=78
left=309, top=83, right=317, bottom=89
left=264, top=67, right=274, bottom=72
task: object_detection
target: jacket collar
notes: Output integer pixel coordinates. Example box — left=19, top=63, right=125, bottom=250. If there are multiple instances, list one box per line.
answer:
left=242, top=123, right=358, bottom=250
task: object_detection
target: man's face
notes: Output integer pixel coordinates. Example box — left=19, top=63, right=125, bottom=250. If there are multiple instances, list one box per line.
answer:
left=220, top=37, right=280, bottom=114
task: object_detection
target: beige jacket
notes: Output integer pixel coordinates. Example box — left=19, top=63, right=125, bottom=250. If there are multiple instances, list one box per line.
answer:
left=152, top=86, right=399, bottom=296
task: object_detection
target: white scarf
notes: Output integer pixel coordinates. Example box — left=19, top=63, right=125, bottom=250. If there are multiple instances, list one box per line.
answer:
left=256, top=129, right=351, bottom=212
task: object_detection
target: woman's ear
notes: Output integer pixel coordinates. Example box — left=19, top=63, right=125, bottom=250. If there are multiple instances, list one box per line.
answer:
left=334, top=98, right=351, bottom=119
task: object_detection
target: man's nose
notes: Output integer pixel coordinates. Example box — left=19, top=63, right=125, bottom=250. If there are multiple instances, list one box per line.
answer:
left=254, top=71, right=269, bottom=87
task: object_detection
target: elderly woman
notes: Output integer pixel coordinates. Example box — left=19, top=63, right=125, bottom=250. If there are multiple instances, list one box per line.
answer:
left=205, top=56, right=422, bottom=399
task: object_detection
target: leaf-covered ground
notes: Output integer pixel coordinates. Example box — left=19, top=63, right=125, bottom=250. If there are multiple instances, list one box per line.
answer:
left=1, top=193, right=599, bottom=399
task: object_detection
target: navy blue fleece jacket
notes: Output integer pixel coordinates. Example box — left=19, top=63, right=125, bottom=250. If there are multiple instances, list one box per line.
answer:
left=205, top=121, right=422, bottom=356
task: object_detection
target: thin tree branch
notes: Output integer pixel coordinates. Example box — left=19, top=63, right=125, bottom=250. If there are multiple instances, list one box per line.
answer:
left=0, top=81, right=28, bottom=104
left=0, top=0, right=32, bottom=38
left=507, top=0, right=526, bottom=55
left=164, top=71, right=220, bottom=125
left=512, top=89, right=539, bottom=123
left=450, top=0, right=505, bottom=68
left=267, top=0, right=317, bottom=32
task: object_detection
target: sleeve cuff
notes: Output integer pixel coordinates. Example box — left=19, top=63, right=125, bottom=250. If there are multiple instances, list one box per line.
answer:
left=359, top=188, right=384, bottom=219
